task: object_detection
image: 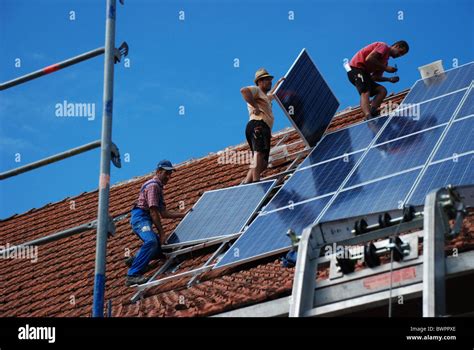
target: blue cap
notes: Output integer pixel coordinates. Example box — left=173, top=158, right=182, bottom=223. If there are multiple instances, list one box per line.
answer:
left=157, top=159, right=176, bottom=171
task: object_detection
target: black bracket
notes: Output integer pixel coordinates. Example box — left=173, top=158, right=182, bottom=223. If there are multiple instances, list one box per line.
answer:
left=111, top=142, right=122, bottom=168
left=114, top=41, right=129, bottom=64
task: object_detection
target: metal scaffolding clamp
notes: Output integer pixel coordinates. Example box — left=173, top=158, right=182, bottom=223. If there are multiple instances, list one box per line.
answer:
left=114, top=41, right=129, bottom=64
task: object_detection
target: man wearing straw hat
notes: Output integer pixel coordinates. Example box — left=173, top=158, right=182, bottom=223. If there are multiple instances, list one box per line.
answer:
left=240, top=68, right=284, bottom=183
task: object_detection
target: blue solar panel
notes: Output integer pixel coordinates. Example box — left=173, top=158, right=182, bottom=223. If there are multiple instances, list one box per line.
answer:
left=407, top=154, right=473, bottom=206
left=274, top=49, right=339, bottom=147
left=213, top=62, right=474, bottom=270
left=322, top=169, right=421, bottom=222
left=455, top=88, right=474, bottom=120
left=298, top=117, right=388, bottom=168
left=166, top=180, right=276, bottom=245
left=376, top=90, right=465, bottom=143
left=403, top=62, right=474, bottom=104
left=433, top=117, right=474, bottom=161
left=265, top=153, right=362, bottom=211
left=345, top=126, right=444, bottom=187
left=215, top=196, right=331, bottom=268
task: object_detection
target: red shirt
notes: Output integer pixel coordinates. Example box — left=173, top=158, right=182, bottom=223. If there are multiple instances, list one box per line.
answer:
left=350, top=42, right=390, bottom=75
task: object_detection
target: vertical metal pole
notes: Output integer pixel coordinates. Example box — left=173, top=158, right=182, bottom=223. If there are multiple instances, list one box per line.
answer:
left=289, top=226, right=320, bottom=317
left=92, top=0, right=117, bottom=317
left=423, top=189, right=447, bottom=317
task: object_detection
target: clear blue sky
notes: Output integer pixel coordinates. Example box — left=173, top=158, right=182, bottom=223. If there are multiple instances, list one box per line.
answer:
left=0, top=0, right=473, bottom=219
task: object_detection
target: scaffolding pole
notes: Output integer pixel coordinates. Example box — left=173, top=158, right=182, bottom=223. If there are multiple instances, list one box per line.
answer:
left=92, top=0, right=117, bottom=318
left=0, top=47, right=105, bottom=91
left=0, top=140, right=101, bottom=180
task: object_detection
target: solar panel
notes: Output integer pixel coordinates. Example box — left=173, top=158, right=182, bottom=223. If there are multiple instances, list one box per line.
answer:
left=345, top=126, right=444, bottom=187
left=407, top=154, right=473, bottom=205
left=376, top=90, right=465, bottom=143
left=455, top=88, right=474, bottom=119
left=299, top=117, right=388, bottom=168
left=166, top=180, right=276, bottom=245
left=432, top=117, right=473, bottom=161
left=274, top=49, right=340, bottom=147
left=216, top=196, right=331, bottom=268
left=265, top=152, right=362, bottom=211
left=402, top=62, right=474, bottom=104
left=215, top=62, right=474, bottom=269
left=321, top=169, right=421, bottom=222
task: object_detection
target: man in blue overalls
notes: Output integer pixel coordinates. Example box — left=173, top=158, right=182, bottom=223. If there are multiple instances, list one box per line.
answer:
left=126, top=160, right=186, bottom=286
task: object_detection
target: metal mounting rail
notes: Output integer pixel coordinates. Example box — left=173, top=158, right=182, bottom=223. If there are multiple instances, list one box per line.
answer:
left=289, top=184, right=474, bottom=317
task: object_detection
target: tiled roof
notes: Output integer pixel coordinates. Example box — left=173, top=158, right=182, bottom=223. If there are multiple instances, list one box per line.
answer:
left=1, top=90, right=473, bottom=317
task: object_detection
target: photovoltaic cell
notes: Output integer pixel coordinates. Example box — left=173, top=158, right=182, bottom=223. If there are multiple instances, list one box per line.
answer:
left=274, top=49, right=339, bottom=147
left=322, top=170, right=421, bottom=222
left=376, top=90, right=465, bottom=143
left=403, top=62, right=474, bottom=104
left=213, top=62, right=474, bottom=270
left=432, top=117, right=474, bottom=161
left=265, top=153, right=362, bottom=211
left=298, top=117, right=387, bottom=169
left=215, top=196, right=331, bottom=268
left=167, top=180, right=275, bottom=244
left=408, top=155, right=473, bottom=206
left=345, top=126, right=444, bottom=187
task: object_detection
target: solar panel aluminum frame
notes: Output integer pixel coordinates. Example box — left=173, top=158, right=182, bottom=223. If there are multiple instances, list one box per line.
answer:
left=273, top=48, right=340, bottom=148
left=165, top=179, right=277, bottom=246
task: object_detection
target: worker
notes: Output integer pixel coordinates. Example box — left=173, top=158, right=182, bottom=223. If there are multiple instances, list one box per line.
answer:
left=125, top=160, right=187, bottom=286
left=240, top=68, right=285, bottom=183
left=347, top=41, right=409, bottom=120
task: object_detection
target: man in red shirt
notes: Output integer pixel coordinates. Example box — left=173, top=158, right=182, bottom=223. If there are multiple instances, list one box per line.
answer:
left=347, top=41, right=409, bottom=120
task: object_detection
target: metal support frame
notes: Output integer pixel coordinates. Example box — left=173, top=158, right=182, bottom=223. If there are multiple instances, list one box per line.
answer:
left=0, top=47, right=105, bottom=91
left=0, top=212, right=128, bottom=256
left=0, top=140, right=121, bottom=180
left=215, top=249, right=474, bottom=317
left=1, top=0, right=127, bottom=318
left=422, top=186, right=464, bottom=316
left=134, top=264, right=216, bottom=292
left=289, top=184, right=474, bottom=317
left=0, top=42, right=128, bottom=91
left=92, top=0, right=119, bottom=317
left=130, top=233, right=239, bottom=302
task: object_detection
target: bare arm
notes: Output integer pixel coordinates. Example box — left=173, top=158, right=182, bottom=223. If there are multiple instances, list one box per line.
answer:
left=240, top=87, right=261, bottom=114
left=372, top=75, right=399, bottom=83
left=160, top=209, right=186, bottom=219
left=268, top=77, right=286, bottom=96
left=149, top=207, right=165, bottom=237
left=366, top=51, right=397, bottom=74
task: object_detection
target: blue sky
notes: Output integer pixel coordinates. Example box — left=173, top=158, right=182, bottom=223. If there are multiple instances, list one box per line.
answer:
left=0, top=0, right=473, bottom=219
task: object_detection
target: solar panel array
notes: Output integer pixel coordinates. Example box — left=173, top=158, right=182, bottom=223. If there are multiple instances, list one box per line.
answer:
left=274, top=49, right=340, bottom=147
left=216, top=62, right=474, bottom=269
left=166, top=180, right=276, bottom=245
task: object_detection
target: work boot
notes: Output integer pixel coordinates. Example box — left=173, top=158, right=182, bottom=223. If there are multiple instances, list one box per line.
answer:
left=370, top=106, right=380, bottom=118
left=124, top=256, right=134, bottom=267
left=124, top=257, right=155, bottom=273
left=125, top=274, right=149, bottom=286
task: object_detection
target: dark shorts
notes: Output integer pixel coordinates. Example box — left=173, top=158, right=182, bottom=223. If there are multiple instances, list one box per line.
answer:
left=347, top=67, right=382, bottom=97
left=245, top=119, right=271, bottom=163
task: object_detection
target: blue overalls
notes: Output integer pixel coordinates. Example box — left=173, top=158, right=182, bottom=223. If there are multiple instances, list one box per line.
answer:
left=127, top=180, right=165, bottom=276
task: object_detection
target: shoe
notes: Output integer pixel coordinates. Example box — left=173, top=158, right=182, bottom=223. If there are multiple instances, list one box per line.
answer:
left=370, top=106, right=380, bottom=118
left=124, top=256, right=134, bottom=267
left=126, top=274, right=149, bottom=286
